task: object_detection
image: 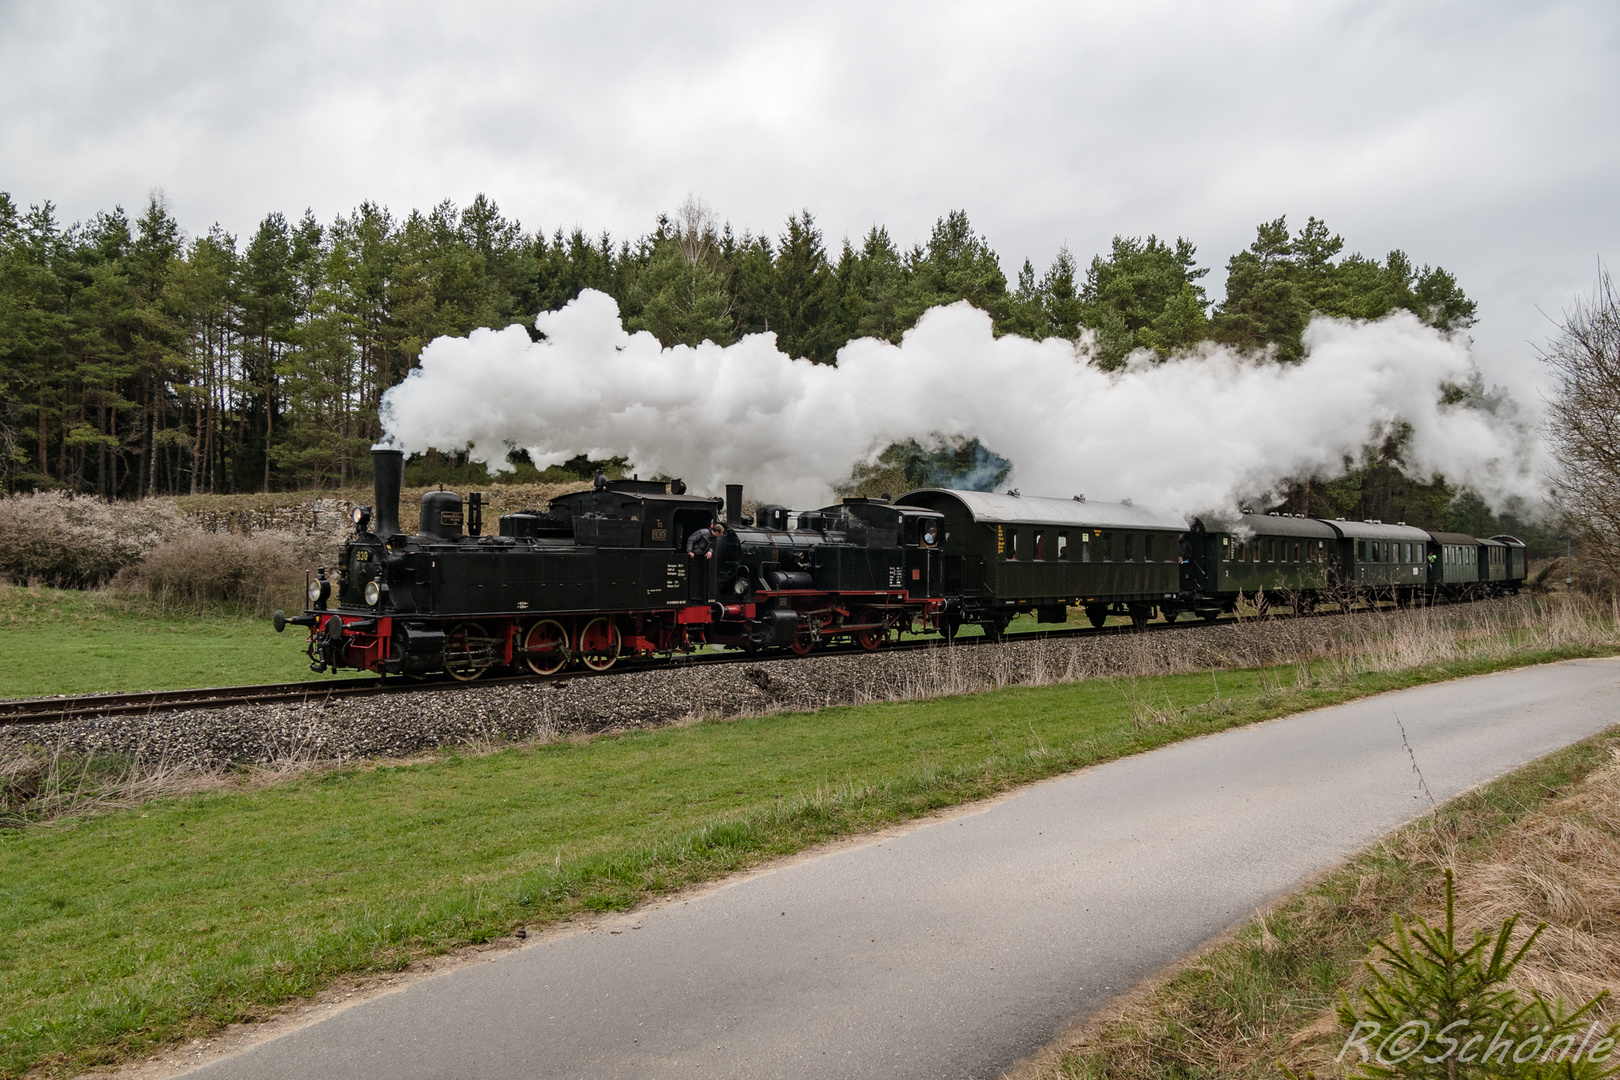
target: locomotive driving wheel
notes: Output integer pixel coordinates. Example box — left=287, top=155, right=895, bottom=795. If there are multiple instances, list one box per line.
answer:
left=444, top=621, right=494, bottom=681
left=577, top=616, right=622, bottom=671
left=523, top=619, right=570, bottom=676
left=790, top=631, right=817, bottom=656
left=855, top=608, right=891, bottom=651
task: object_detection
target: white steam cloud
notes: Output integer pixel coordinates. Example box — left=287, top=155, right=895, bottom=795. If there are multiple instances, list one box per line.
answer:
left=380, top=289, right=1543, bottom=515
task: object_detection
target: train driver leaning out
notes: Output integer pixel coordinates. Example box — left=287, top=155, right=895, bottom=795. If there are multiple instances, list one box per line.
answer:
left=687, top=520, right=725, bottom=560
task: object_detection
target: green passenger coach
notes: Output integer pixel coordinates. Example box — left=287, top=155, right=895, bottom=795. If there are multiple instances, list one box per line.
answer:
left=894, top=489, right=1186, bottom=632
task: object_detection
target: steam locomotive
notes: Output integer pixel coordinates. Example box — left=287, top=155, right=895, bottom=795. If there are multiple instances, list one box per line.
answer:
left=273, top=447, right=1527, bottom=679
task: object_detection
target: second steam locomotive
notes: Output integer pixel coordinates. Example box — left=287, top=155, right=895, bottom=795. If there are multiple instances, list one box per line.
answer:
left=274, top=447, right=1527, bottom=679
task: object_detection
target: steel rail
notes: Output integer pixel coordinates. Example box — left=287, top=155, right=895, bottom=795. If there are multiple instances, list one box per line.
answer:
left=0, top=597, right=1478, bottom=728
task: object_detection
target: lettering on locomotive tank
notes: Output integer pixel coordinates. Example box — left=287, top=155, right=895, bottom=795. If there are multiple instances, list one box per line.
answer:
left=441, top=510, right=463, bottom=526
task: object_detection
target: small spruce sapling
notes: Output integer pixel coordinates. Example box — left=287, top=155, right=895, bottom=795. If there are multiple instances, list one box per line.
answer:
left=1286, top=869, right=1617, bottom=1078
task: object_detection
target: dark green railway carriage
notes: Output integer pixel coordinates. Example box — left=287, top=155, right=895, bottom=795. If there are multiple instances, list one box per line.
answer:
left=1426, top=531, right=1481, bottom=596
left=1327, top=519, right=1433, bottom=603
left=894, top=489, right=1185, bottom=630
left=1491, top=535, right=1527, bottom=591
left=1183, top=512, right=1339, bottom=615
left=1478, top=537, right=1510, bottom=587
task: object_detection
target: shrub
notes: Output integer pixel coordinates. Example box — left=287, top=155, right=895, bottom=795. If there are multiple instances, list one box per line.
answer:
left=1295, top=869, right=1618, bottom=1079
left=0, top=492, right=186, bottom=587
left=114, top=531, right=308, bottom=616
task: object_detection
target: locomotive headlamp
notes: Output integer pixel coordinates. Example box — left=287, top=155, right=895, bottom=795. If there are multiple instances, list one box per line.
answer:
left=352, top=505, right=372, bottom=532
left=308, top=574, right=331, bottom=607
left=733, top=576, right=750, bottom=596
left=364, top=580, right=382, bottom=606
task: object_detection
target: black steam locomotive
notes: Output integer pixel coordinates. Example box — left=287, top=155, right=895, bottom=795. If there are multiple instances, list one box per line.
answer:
left=274, top=447, right=1528, bottom=679
left=274, top=448, right=948, bottom=679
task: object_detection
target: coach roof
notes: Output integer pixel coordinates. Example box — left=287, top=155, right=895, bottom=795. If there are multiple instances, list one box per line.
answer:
left=896, top=489, right=1187, bottom=531
left=1326, top=519, right=1433, bottom=542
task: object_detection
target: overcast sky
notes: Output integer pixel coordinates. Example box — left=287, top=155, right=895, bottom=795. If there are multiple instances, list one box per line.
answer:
left=3, top=0, right=1616, bottom=401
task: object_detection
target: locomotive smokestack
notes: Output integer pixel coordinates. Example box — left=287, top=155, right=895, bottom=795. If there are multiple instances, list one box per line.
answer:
left=372, top=447, right=404, bottom=539
left=725, top=483, right=743, bottom=526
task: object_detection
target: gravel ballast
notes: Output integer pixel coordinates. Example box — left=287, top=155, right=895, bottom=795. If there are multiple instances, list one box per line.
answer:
left=0, top=608, right=1488, bottom=769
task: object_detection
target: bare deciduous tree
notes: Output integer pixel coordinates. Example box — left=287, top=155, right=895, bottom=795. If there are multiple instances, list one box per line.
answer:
left=1543, top=268, right=1620, bottom=576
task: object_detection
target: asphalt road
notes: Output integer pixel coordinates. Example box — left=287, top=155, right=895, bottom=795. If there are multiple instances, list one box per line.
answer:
left=185, top=658, right=1620, bottom=1080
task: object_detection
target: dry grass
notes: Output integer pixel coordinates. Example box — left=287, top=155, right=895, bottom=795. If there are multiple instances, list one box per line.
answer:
left=825, top=594, right=1620, bottom=713
left=0, top=742, right=332, bottom=829
left=110, top=531, right=312, bottom=617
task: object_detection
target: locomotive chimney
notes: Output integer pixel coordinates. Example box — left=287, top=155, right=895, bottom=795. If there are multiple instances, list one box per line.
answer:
left=725, top=484, right=743, bottom=526
left=371, top=446, right=404, bottom=539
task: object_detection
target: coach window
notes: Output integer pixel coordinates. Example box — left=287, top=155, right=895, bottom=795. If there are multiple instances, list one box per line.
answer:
left=1081, top=533, right=1091, bottom=562
left=1034, top=531, right=1045, bottom=560
left=1057, top=532, right=1069, bottom=560
left=1007, top=530, right=1019, bottom=561
left=1123, top=533, right=1134, bottom=562
left=1102, top=532, right=1113, bottom=561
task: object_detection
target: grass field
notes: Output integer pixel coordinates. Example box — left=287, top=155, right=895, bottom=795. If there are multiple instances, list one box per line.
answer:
left=4, top=641, right=1615, bottom=1078
left=0, top=586, right=317, bottom=698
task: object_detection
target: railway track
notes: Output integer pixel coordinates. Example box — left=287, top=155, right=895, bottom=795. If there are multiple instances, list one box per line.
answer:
left=0, top=600, right=1421, bottom=728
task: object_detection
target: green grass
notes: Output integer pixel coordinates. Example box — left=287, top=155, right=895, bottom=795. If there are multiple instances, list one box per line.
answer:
left=2, top=643, right=1613, bottom=1077
left=0, top=586, right=318, bottom=698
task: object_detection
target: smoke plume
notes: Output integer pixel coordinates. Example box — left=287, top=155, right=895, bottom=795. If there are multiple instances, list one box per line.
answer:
left=380, top=289, right=1542, bottom=515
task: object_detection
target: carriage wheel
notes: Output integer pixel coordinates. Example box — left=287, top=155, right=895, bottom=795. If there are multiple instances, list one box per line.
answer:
left=1128, top=605, right=1150, bottom=630
left=1085, top=606, right=1106, bottom=629
left=1201, top=609, right=1220, bottom=623
left=578, top=617, right=622, bottom=671
left=940, top=614, right=962, bottom=643
left=444, top=621, right=493, bottom=681
left=1162, top=609, right=1178, bottom=624
left=855, top=609, right=890, bottom=651
left=523, top=619, right=570, bottom=676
